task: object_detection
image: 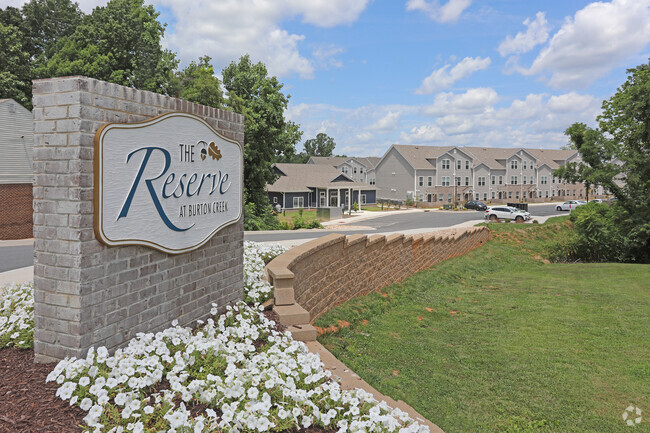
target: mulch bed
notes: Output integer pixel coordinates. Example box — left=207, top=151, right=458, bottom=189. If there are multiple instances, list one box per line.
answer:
left=0, top=348, right=85, bottom=433
left=0, top=309, right=332, bottom=433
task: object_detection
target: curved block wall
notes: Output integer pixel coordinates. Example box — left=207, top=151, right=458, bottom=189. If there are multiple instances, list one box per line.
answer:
left=266, top=227, right=490, bottom=340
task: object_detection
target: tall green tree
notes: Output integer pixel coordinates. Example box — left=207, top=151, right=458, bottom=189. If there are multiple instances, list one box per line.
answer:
left=555, top=60, right=650, bottom=262
left=0, top=22, right=31, bottom=108
left=22, top=0, right=82, bottom=64
left=41, top=0, right=178, bottom=95
left=222, top=54, right=302, bottom=213
left=303, top=132, right=336, bottom=157
left=177, top=56, right=223, bottom=108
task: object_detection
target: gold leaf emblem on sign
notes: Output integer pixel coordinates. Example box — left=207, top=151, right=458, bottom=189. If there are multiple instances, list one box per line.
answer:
left=208, top=142, right=222, bottom=160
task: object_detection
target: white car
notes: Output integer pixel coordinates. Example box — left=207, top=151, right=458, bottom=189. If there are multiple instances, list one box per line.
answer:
left=484, top=206, right=531, bottom=222
left=589, top=199, right=603, bottom=204
left=556, top=200, right=586, bottom=211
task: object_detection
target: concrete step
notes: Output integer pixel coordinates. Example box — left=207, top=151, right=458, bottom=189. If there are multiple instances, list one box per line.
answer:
left=286, top=324, right=317, bottom=341
left=273, top=304, right=310, bottom=326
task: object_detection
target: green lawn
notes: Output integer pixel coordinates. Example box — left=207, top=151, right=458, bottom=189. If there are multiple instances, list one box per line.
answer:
left=315, top=218, right=650, bottom=433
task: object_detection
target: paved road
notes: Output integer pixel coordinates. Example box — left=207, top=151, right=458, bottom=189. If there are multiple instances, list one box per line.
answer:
left=0, top=204, right=567, bottom=272
left=0, top=245, right=33, bottom=273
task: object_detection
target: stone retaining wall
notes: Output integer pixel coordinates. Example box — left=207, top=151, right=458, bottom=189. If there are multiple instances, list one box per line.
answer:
left=266, top=227, right=489, bottom=341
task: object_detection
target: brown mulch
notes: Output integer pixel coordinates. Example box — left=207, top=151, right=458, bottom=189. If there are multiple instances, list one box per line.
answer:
left=0, top=348, right=85, bottom=433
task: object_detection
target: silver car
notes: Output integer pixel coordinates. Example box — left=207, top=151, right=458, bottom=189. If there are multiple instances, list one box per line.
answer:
left=556, top=200, right=585, bottom=211
left=484, top=206, right=531, bottom=222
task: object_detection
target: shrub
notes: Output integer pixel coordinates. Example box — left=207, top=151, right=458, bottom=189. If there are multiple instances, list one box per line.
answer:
left=244, top=202, right=285, bottom=231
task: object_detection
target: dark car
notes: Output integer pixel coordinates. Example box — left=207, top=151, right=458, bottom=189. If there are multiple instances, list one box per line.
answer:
left=464, top=200, right=487, bottom=211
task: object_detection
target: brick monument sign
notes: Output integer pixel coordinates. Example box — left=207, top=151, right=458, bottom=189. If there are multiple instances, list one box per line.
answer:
left=31, top=76, right=244, bottom=362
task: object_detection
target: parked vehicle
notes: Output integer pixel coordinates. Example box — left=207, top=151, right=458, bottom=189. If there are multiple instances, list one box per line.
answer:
left=485, top=206, right=531, bottom=222
left=556, top=200, right=586, bottom=211
left=589, top=199, right=603, bottom=203
left=464, top=200, right=487, bottom=211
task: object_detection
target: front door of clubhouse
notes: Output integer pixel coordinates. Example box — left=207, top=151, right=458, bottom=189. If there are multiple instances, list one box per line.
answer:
left=320, top=191, right=326, bottom=207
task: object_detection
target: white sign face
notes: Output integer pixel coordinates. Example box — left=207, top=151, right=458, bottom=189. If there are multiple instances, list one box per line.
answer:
left=94, top=112, right=243, bottom=254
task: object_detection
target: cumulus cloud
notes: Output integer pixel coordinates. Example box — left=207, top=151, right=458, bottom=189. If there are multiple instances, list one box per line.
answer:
left=416, top=56, right=491, bottom=94
left=498, top=12, right=550, bottom=57
left=423, top=87, right=498, bottom=116
left=367, top=111, right=402, bottom=132
left=515, top=0, right=650, bottom=88
left=400, top=124, right=446, bottom=143
left=406, top=0, right=472, bottom=23
left=155, top=0, right=370, bottom=78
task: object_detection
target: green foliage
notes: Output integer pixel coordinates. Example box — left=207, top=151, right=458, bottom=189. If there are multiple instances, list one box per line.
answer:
left=22, top=0, right=82, bottom=63
left=222, top=55, right=302, bottom=215
left=556, top=61, right=650, bottom=262
left=303, top=132, right=336, bottom=157
left=177, top=55, right=223, bottom=108
left=0, top=22, right=31, bottom=108
left=353, top=201, right=358, bottom=212
left=40, top=0, right=179, bottom=95
left=243, top=202, right=285, bottom=231
left=289, top=214, right=322, bottom=230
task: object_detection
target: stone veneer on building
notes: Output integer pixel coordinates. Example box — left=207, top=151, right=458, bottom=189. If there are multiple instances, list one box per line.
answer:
left=32, top=76, right=244, bottom=362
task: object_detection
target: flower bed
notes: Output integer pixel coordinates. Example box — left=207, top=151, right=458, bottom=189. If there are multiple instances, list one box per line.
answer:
left=0, top=242, right=429, bottom=433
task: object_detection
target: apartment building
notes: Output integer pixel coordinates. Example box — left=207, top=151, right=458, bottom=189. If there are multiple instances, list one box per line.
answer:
left=307, top=156, right=380, bottom=185
left=375, top=145, right=596, bottom=204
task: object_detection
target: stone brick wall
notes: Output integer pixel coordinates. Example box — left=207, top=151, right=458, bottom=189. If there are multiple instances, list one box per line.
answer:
left=0, top=183, right=33, bottom=239
left=32, top=76, right=244, bottom=362
left=266, top=227, right=489, bottom=337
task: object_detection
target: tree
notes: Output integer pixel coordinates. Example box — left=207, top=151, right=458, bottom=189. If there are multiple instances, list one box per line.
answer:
left=177, top=56, right=223, bottom=108
left=0, top=22, right=32, bottom=108
left=303, top=132, right=336, bottom=157
left=222, top=54, right=302, bottom=214
left=40, top=0, right=178, bottom=96
left=555, top=60, right=650, bottom=262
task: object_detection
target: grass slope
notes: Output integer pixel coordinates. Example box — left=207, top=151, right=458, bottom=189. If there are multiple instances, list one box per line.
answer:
left=315, top=218, right=650, bottom=433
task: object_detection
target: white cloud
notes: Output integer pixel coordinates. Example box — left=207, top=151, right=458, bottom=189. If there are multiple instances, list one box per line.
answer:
left=367, top=111, right=402, bottom=132
left=416, top=56, right=491, bottom=94
left=154, top=0, right=370, bottom=79
left=498, top=12, right=550, bottom=57
left=516, top=0, right=650, bottom=88
left=400, top=124, right=445, bottom=143
left=312, top=45, right=345, bottom=69
left=406, top=0, right=472, bottom=23
left=423, top=87, right=498, bottom=116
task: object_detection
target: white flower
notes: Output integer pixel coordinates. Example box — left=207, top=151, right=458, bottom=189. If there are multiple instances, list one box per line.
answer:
left=79, top=376, right=90, bottom=387
left=80, top=398, right=93, bottom=411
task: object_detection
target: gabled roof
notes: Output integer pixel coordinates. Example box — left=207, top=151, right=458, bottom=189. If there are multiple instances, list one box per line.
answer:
left=309, top=156, right=381, bottom=169
left=267, top=163, right=373, bottom=193
left=526, top=149, right=578, bottom=169
left=391, top=145, right=453, bottom=169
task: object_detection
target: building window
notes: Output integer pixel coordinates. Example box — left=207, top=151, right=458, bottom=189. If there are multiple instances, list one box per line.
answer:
left=573, top=189, right=576, bottom=196
left=499, top=176, right=503, bottom=185
left=491, top=191, right=495, bottom=199
left=508, top=191, right=513, bottom=199
left=369, top=178, right=375, bottom=185
left=456, top=177, right=461, bottom=186
left=273, top=196, right=278, bottom=203
left=511, top=160, right=518, bottom=169
left=531, top=160, right=535, bottom=169
left=353, top=167, right=357, bottom=174
left=342, top=167, right=348, bottom=174
left=439, top=195, right=444, bottom=201
left=360, top=168, right=364, bottom=173
left=427, top=176, right=433, bottom=186
left=545, top=191, right=549, bottom=198
left=523, top=161, right=527, bottom=170
left=491, top=175, right=495, bottom=185
left=530, top=176, right=534, bottom=184
left=523, top=176, right=527, bottom=184
left=361, top=194, right=367, bottom=204
left=447, top=193, right=452, bottom=201
left=457, top=159, right=462, bottom=169
left=442, top=159, right=450, bottom=169
left=483, top=192, right=487, bottom=200
left=516, top=191, right=520, bottom=199
left=465, top=176, right=469, bottom=186
left=553, top=176, right=556, bottom=184
left=419, top=194, right=423, bottom=201
left=293, top=196, right=304, bottom=208
left=541, top=176, right=547, bottom=185
left=418, top=176, right=424, bottom=187
left=442, top=176, right=450, bottom=186
left=478, top=176, right=486, bottom=186
left=511, top=176, right=518, bottom=185
left=465, top=160, right=470, bottom=169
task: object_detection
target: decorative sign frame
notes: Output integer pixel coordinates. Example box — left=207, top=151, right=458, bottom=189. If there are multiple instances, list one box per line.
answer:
left=94, top=112, right=243, bottom=254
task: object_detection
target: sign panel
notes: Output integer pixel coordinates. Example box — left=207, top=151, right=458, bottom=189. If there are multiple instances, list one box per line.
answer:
left=94, top=112, right=243, bottom=254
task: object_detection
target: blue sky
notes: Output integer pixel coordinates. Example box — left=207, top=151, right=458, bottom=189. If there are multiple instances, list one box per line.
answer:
left=6, top=0, right=650, bottom=156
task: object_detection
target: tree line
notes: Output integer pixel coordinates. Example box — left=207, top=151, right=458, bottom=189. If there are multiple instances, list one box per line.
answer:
left=0, top=0, right=339, bottom=228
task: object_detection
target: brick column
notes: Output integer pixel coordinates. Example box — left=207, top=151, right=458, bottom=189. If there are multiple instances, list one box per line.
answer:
left=32, top=76, right=244, bottom=362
